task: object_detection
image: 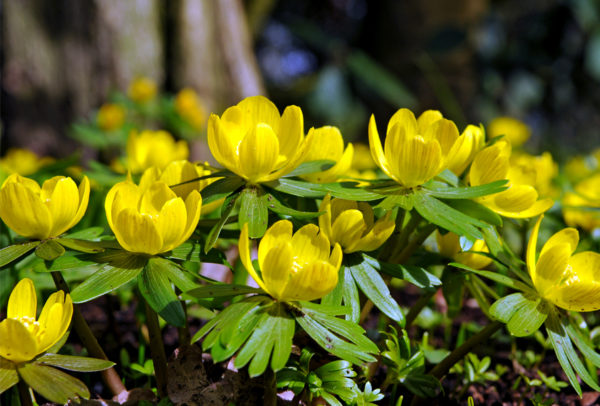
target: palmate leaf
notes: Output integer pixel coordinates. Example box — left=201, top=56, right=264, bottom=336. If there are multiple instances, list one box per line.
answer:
left=365, top=254, right=441, bottom=289
left=35, top=240, right=65, bottom=261
left=565, top=323, right=600, bottom=368
left=0, top=241, right=40, bottom=268
left=321, top=267, right=361, bottom=323
left=489, top=292, right=549, bottom=337
left=0, top=357, right=18, bottom=394
left=139, top=257, right=186, bottom=327
left=57, top=238, right=105, bottom=253
left=199, top=175, right=245, bottom=205
left=17, top=362, right=90, bottom=404
left=445, top=199, right=503, bottom=227
left=266, top=192, right=323, bottom=219
left=321, top=182, right=383, bottom=201
left=238, top=186, right=269, bottom=238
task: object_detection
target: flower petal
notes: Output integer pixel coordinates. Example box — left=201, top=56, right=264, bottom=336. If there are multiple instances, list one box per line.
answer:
left=535, top=243, right=571, bottom=294
left=290, top=223, right=331, bottom=264
left=540, top=228, right=579, bottom=258
left=37, top=292, right=73, bottom=353
left=207, top=113, right=240, bottom=172
left=330, top=210, right=367, bottom=252
left=279, top=261, right=338, bottom=302
left=368, top=115, right=395, bottom=180
left=105, top=181, right=140, bottom=231
left=351, top=212, right=395, bottom=253
left=155, top=198, right=187, bottom=251
left=416, top=110, right=443, bottom=133
left=278, top=105, right=304, bottom=161
left=548, top=251, right=600, bottom=311
left=0, top=181, right=52, bottom=239
left=238, top=124, right=280, bottom=183
left=492, top=185, right=538, bottom=212
left=470, top=142, right=510, bottom=186
left=258, top=220, right=293, bottom=268
left=527, top=215, right=543, bottom=282
left=261, top=242, right=294, bottom=300
left=0, top=319, right=38, bottom=362
left=44, top=177, right=80, bottom=237
left=239, top=223, right=268, bottom=292
left=175, top=190, right=203, bottom=248
left=67, top=176, right=90, bottom=231
left=387, top=108, right=417, bottom=136
left=114, top=208, right=163, bottom=255
left=329, top=243, right=343, bottom=269
left=139, top=182, right=178, bottom=217
left=423, top=118, right=459, bottom=155
left=237, top=95, right=281, bottom=132
left=7, top=278, right=37, bottom=320
left=318, top=194, right=333, bottom=242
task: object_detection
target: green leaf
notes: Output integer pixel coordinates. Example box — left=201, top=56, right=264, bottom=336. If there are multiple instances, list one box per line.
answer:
left=0, top=241, right=40, bottom=268
left=367, top=255, right=441, bottom=289
left=322, top=268, right=361, bottom=323
left=404, top=373, right=442, bottom=398
left=554, top=320, right=600, bottom=392
left=139, top=257, right=186, bottom=327
left=70, top=251, right=147, bottom=303
left=489, top=293, right=529, bottom=323
left=435, top=169, right=459, bottom=187
left=375, top=194, right=414, bottom=210
left=200, top=176, right=245, bottom=204
left=0, top=357, right=18, bottom=394
left=17, top=362, right=90, bottom=404
left=264, top=178, right=324, bottom=198
left=210, top=304, right=266, bottom=362
left=37, top=354, right=115, bottom=372
left=505, top=296, right=548, bottom=337
left=449, top=263, right=531, bottom=292
left=321, top=182, right=383, bottom=201
left=565, top=323, right=600, bottom=368
left=204, top=192, right=239, bottom=254
left=266, top=193, right=323, bottom=219
left=546, top=315, right=582, bottom=396
left=239, top=187, right=269, bottom=238
left=234, top=312, right=277, bottom=376
left=40, top=253, right=100, bottom=273
left=57, top=238, right=105, bottom=253
left=425, top=180, right=508, bottom=199
left=276, top=369, right=306, bottom=393
left=347, top=257, right=404, bottom=324
left=413, top=192, right=484, bottom=240
left=35, top=240, right=65, bottom=261
left=65, top=227, right=104, bottom=240
left=445, top=199, right=503, bottom=227
left=284, top=159, right=335, bottom=177
left=169, top=240, right=230, bottom=266
left=185, top=284, right=264, bottom=298
left=156, top=257, right=200, bottom=293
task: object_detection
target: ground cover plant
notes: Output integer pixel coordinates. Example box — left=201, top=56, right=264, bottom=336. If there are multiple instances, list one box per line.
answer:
left=2, top=80, right=600, bottom=405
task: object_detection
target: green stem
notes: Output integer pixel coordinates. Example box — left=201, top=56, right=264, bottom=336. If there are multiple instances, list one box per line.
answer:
left=428, top=321, right=502, bottom=379
left=144, top=300, right=169, bottom=398
left=387, top=212, right=421, bottom=262
left=18, top=380, right=33, bottom=406
left=264, top=367, right=277, bottom=406
left=50, top=271, right=126, bottom=396
left=390, top=224, right=436, bottom=264
left=178, top=299, right=191, bottom=347
left=405, top=289, right=437, bottom=328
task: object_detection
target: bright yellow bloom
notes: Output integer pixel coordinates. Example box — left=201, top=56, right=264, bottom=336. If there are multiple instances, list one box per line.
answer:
left=368, top=109, right=466, bottom=188
left=565, top=155, right=596, bottom=183
left=446, top=124, right=486, bottom=176
left=239, top=220, right=343, bottom=302
left=128, top=77, right=157, bottom=103
left=105, top=178, right=202, bottom=255
left=0, top=278, right=73, bottom=363
left=125, top=130, right=189, bottom=174
left=207, top=95, right=307, bottom=184
left=301, top=126, right=354, bottom=184
left=469, top=141, right=553, bottom=218
left=140, top=160, right=221, bottom=214
left=0, top=174, right=90, bottom=240
left=510, top=151, right=558, bottom=198
left=436, top=231, right=492, bottom=270
left=562, top=174, right=600, bottom=231
left=319, top=194, right=395, bottom=253
left=175, top=88, right=206, bottom=131
left=488, top=116, right=531, bottom=147
left=96, top=103, right=126, bottom=131
left=351, top=143, right=377, bottom=171
left=528, top=215, right=600, bottom=312
left=0, top=148, right=54, bottom=176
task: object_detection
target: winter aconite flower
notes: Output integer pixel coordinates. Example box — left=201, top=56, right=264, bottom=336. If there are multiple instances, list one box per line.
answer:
left=436, top=231, right=492, bottom=270
left=175, top=88, right=206, bottom=131
left=128, top=77, right=157, bottom=103
left=319, top=194, right=395, bottom=253
left=469, top=140, right=553, bottom=218
left=0, top=278, right=73, bottom=363
left=105, top=178, right=202, bottom=255
left=300, top=126, right=354, bottom=184
left=528, top=215, right=600, bottom=312
left=0, top=149, right=54, bottom=178
left=488, top=116, right=531, bottom=147
left=239, top=220, right=343, bottom=301
left=97, top=103, right=126, bottom=131
left=562, top=174, right=600, bottom=231
left=0, top=174, right=90, bottom=240
left=125, top=130, right=189, bottom=174
left=368, top=109, right=466, bottom=188
left=445, top=124, right=486, bottom=176
left=207, top=95, right=307, bottom=184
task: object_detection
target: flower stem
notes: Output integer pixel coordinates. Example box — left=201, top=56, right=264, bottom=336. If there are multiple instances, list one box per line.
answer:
left=50, top=271, right=127, bottom=397
left=144, top=300, right=169, bottom=398
left=404, top=288, right=437, bottom=328
left=264, top=367, right=277, bottom=406
left=18, top=380, right=33, bottom=406
left=390, top=223, right=436, bottom=264
left=386, top=211, right=421, bottom=262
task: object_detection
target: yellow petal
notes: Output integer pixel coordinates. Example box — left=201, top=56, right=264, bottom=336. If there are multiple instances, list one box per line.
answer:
left=238, top=123, right=280, bottom=183
left=491, top=195, right=553, bottom=219
left=318, top=194, right=333, bottom=242
left=114, top=208, right=163, bottom=255
left=37, top=292, right=72, bottom=353
left=329, top=243, right=343, bottom=269
left=330, top=199, right=358, bottom=221
left=67, top=176, right=90, bottom=231
left=330, top=210, right=367, bottom=252
left=0, top=319, right=38, bottom=362
left=436, top=231, right=461, bottom=258
left=155, top=198, right=187, bottom=251
left=291, top=224, right=331, bottom=264
left=237, top=95, right=281, bottom=132
left=207, top=114, right=237, bottom=172
left=423, top=118, right=459, bottom=155
left=368, top=115, right=394, bottom=180
left=43, top=177, right=80, bottom=237
left=239, top=223, right=268, bottom=292
left=2, top=173, right=40, bottom=193
left=493, top=185, right=538, bottom=212
left=527, top=215, right=544, bottom=282
left=535, top=243, right=572, bottom=294
left=357, top=202, right=375, bottom=228
left=175, top=190, right=203, bottom=248
left=549, top=252, right=600, bottom=311
left=469, top=142, right=510, bottom=186
left=139, top=166, right=162, bottom=192
left=0, top=181, right=52, bottom=239
left=416, top=110, right=443, bottom=133
left=161, top=160, right=200, bottom=199
left=7, top=278, right=37, bottom=320
left=540, top=228, right=579, bottom=258
left=139, top=182, right=178, bottom=217
left=301, top=127, right=352, bottom=183
left=261, top=242, right=294, bottom=300
left=280, top=261, right=339, bottom=301
left=258, top=220, right=293, bottom=268
left=387, top=108, right=417, bottom=136
left=105, top=181, right=140, bottom=231
left=349, top=213, right=395, bottom=253
left=278, top=105, right=304, bottom=161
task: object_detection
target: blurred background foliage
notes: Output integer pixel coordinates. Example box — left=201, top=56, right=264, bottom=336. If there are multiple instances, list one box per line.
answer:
left=3, top=0, right=600, bottom=162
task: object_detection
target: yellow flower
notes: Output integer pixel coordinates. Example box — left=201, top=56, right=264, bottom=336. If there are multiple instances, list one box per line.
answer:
left=565, top=155, right=596, bottom=183
left=175, top=88, right=206, bottom=131
left=469, top=141, right=553, bottom=218
left=300, top=126, right=354, bottom=184
left=0, top=174, right=90, bottom=240
left=488, top=116, right=531, bottom=147
left=435, top=231, right=492, bottom=270
left=127, top=77, right=157, bottom=103
left=319, top=194, right=395, bottom=253
left=140, top=160, right=222, bottom=214
left=125, top=130, right=189, bottom=174
left=351, top=143, right=377, bottom=171
left=562, top=174, right=600, bottom=231
left=239, top=220, right=343, bottom=302
left=105, top=178, right=202, bottom=255
left=0, top=148, right=54, bottom=176
left=96, top=103, right=126, bottom=131
left=0, top=278, right=73, bottom=363
left=207, top=95, right=307, bottom=184
left=527, top=215, right=600, bottom=312
left=510, top=151, right=558, bottom=198
left=368, top=109, right=465, bottom=188
left=445, top=124, right=486, bottom=176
